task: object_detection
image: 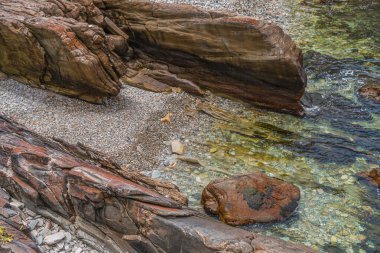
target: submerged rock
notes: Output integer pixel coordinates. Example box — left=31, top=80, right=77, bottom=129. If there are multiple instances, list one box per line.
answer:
left=358, top=168, right=380, bottom=188
left=358, top=82, right=380, bottom=103
left=202, top=172, right=300, bottom=225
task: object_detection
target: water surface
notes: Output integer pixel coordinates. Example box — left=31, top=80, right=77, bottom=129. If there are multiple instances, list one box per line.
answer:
left=159, top=1, right=380, bottom=251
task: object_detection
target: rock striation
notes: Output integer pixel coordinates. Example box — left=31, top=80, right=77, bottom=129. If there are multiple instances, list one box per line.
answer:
left=100, top=0, right=307, bottom=115
left=202, top=173, right=301, bottom=225
left=0, top=0, right=307, bottom=114
left=0, top=0, right=127, bottom=103
left=0, top=115, right=313, bottom=253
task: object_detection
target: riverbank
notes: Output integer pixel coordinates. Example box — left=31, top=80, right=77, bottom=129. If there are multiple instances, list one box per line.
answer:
left=151, top=0, right=291, bottom=30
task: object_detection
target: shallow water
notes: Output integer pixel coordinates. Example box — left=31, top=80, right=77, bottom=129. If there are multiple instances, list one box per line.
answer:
left=159, top=0, right=380, bottom=252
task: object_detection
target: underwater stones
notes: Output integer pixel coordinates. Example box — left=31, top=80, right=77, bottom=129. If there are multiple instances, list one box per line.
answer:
left=99, top=0, right=307, bottom=115
left=202, top=172, right=300, bottom=225
left=358, top=168, right=380, bottom=188
left=358, top=82, right=380, bottom=103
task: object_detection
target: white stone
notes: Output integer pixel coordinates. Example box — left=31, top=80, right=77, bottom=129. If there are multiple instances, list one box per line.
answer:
left=171, top=140, right=184, bottom=155
left=74, top=248, right=83, bottom=253
left=10, top=199, right=24, bottom=209
left=44, top=231, right=66, bottom=245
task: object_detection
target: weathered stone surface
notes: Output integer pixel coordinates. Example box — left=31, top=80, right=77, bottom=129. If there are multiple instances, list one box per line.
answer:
left=202, top=173, right=301, bottom=225
left=101, top=0, right=307, bottom=115
left=358, top=168, right=380, bottom=188
left=44, top=231, right=66, bottom=246
left=0, top=189, right=41, bottom=253
left=0, top=0, right=125, bottom=103
left=0, top=115, right=313, bottom=252
left=1, top=0, right=306, bottom=115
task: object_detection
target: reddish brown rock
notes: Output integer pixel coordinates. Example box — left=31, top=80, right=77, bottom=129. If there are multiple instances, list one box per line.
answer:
left=0, top=0, right=126, bottom=103
left=358, top=82, right=380, bottom=103
left=358, top=168, right=380, bottom=188
left=1, top=0, right=306, bottom=115
left=100, top=0, right=307, bottom=115
left=0, top=189, right=40, bottom=253
left=202, top=173, right=301, bottom=225
left=0, top=115, right=313, bottom=253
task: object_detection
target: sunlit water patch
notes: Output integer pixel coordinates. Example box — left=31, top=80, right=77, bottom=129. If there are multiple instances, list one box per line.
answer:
left=156, top=0, right=379, bottom=252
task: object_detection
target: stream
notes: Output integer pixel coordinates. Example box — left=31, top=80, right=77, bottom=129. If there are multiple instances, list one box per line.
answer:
left=158, top=0, right=380, bottom=252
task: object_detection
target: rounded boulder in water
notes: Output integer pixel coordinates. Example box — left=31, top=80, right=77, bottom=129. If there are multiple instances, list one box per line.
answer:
left=201, top=172, right=300, bottom=225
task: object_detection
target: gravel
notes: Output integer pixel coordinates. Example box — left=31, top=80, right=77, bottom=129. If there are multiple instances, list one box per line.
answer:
left=151, top=0, right=291, bottom=30
left=0, top=78, right=211, bottom=173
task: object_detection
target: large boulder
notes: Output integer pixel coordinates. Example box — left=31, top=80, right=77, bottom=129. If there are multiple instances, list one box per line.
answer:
left=100, top=0, right=307, bottom=115
left=202, top=173, right=301, bottom=225
left=0, top=115, right=313, bottom=253
left=1, top=0, right=306, bottom=115
left=0, top=0, right=126, bottom=103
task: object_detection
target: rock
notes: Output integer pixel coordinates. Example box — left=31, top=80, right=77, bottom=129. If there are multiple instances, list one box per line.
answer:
left=0, top=191, right=40, bottom=253
left=102, top=0, right=307, bottom=115
left=74, top=247, right=83, bottom=253
left=25, top=209, right=36, bottom=217
left=0, top=0, right=306, bottom=115
left=44, top=231, right=66, bottom=246
left=0, top=115, right=313, bottom=253
left=357, top=168, right=380, bottom=188
left=358, top=82, right=380, bottom=103
left=0, top=0, right=125, bottom=103
left=28, top=220, right=39, bottom=230
left=202, top=172, right=301, bottom=225
left=9, top=200, right=24, bottom=210
left=160, top=113, right=173, bottom=123
left=171, top=140, right=185, bottom=155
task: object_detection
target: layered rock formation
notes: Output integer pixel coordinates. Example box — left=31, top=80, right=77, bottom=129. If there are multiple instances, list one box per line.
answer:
left=0, top=0, right=307, bottom=114
left=0, top=189, right=40, bottom=253
left=0, top=0, right=126, bottom=103
left=102, top=0, right=307, bottom=115
left=0, top=115, right=314, bottom=253
left=202, top=173, right=300, bottom=225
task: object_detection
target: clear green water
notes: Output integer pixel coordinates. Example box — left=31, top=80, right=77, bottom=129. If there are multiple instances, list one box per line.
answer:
left=160, top=1, right=380, bottom=252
